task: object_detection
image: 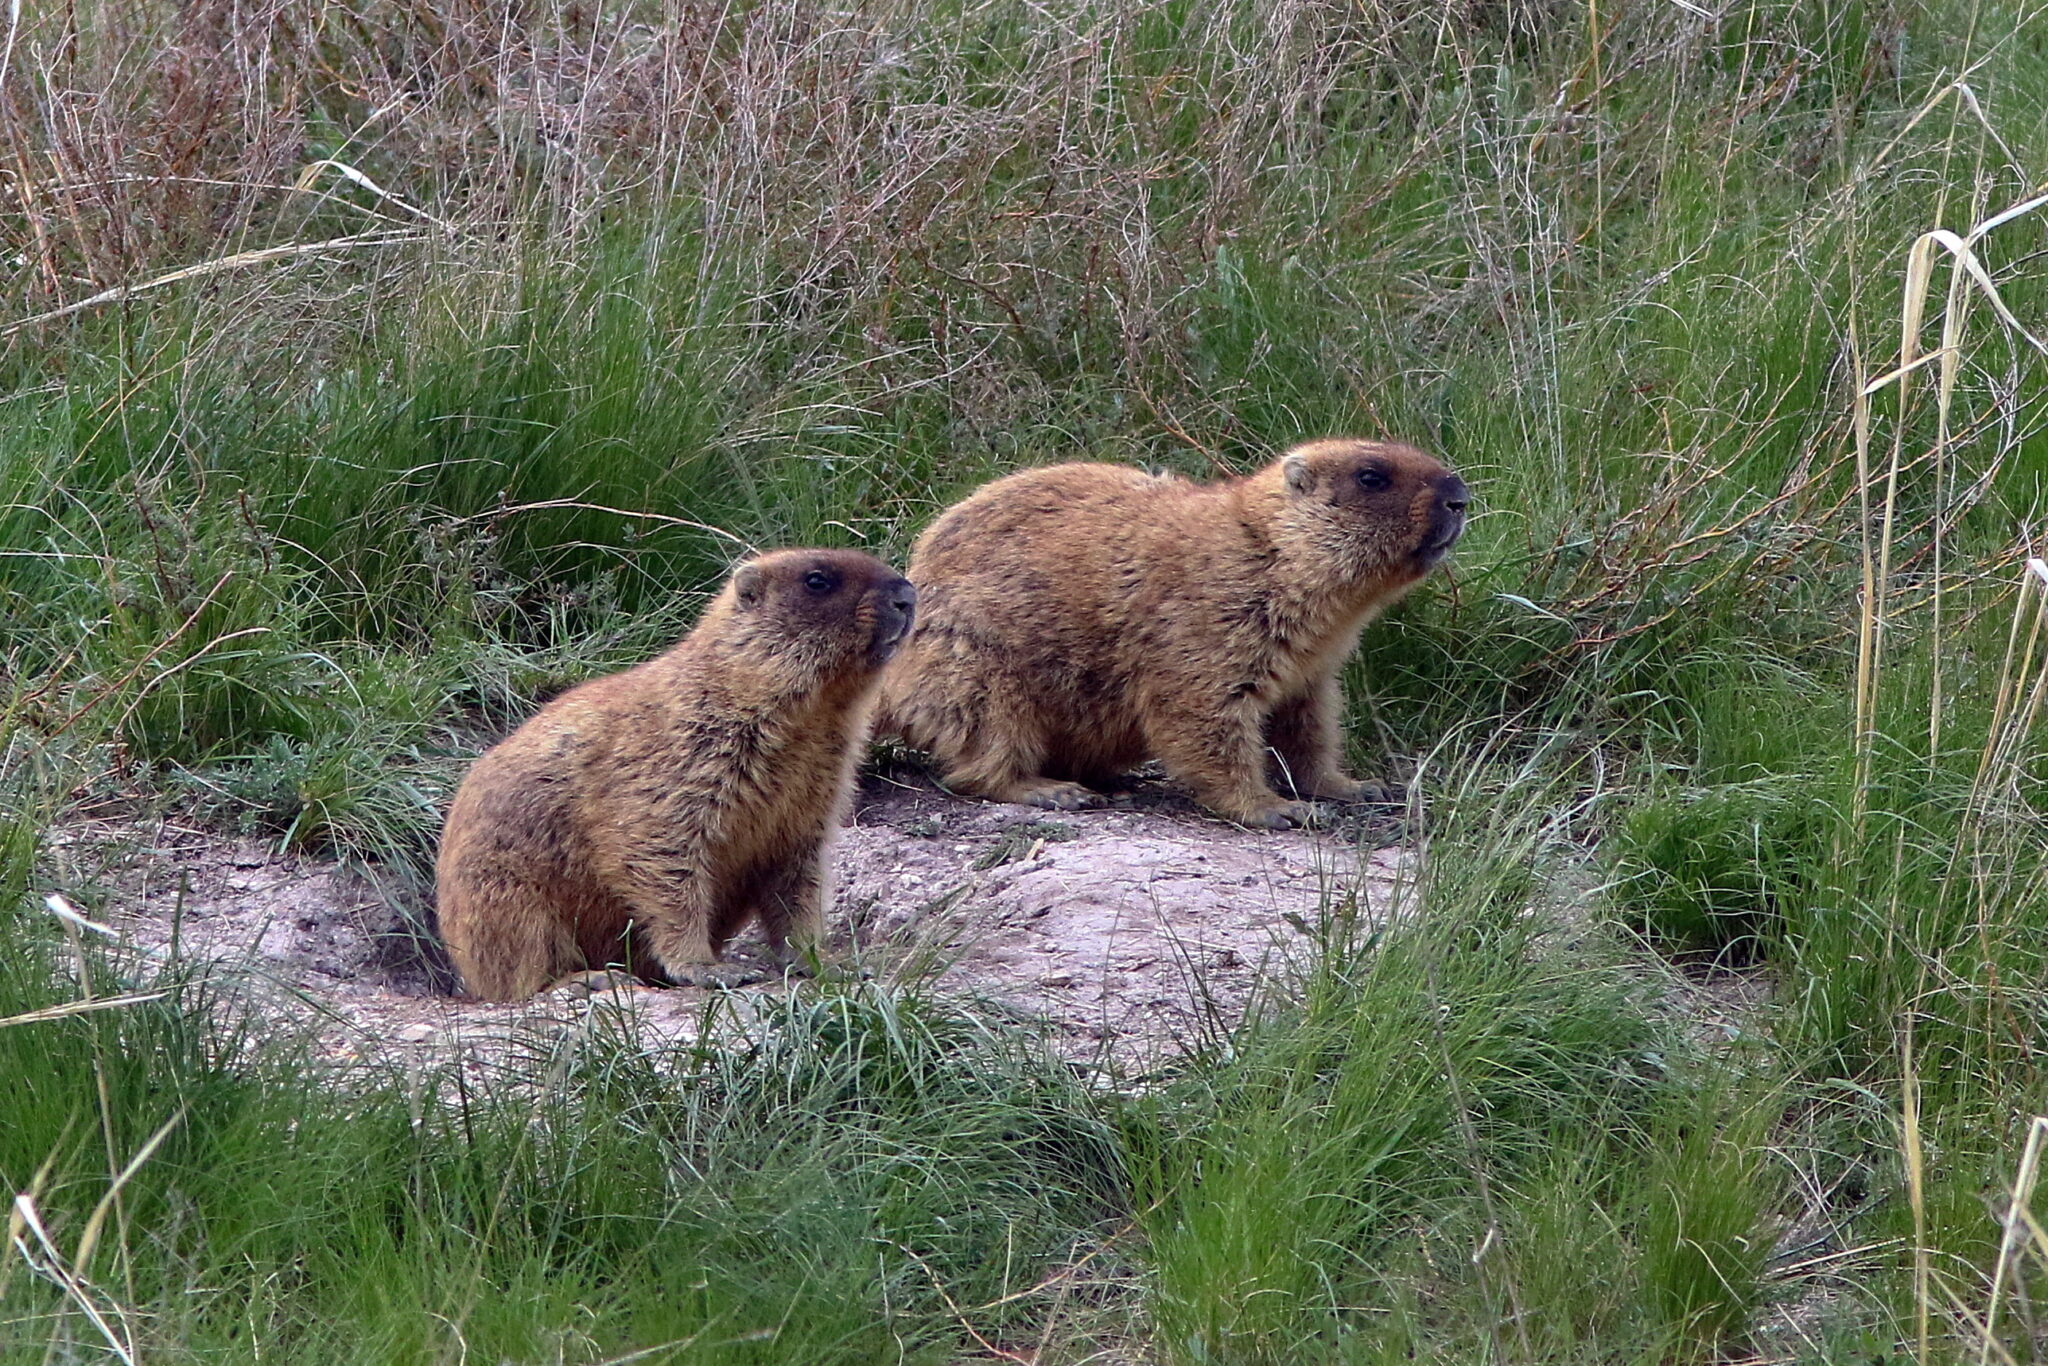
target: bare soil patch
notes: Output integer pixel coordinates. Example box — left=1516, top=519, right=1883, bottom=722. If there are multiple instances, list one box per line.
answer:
left=47, top=773, right=1416, bottom=1071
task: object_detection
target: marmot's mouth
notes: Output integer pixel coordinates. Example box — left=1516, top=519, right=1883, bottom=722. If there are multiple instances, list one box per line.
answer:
left=1415, top=514, right=1467, bottom=567
left=866, top=580, right=918, bottom=664
left=870, top=611, right=915, bottom=662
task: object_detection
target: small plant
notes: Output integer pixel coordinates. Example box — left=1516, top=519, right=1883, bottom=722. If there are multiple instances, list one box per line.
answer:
left=1632, top=1081, right=1776, bottom=1359
left=1608, top=779, right=1826, bottom=957
left=175, top=727, right=457, bottom=875
left=970, top=820, right=1080, bottom=870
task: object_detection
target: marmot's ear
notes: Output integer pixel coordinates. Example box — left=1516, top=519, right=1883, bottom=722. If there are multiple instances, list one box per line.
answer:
left=1283, top=453, right=1316, bottom=495
left=733, top=562, right=767, bottom=607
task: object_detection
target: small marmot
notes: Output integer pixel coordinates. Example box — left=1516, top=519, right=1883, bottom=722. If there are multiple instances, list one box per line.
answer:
left=876, top=439, right=1467, bottom=829
left=436, top=549, right=916, bottom=1000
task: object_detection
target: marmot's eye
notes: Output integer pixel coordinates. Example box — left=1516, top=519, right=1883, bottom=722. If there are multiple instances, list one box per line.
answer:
left=1355, top=466, right=1392, bottom=492
left=803, top=570, right=837, bottom=595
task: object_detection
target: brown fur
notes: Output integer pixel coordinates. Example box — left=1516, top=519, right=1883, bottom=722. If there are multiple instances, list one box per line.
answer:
left=877, top=439, right=1467, bottom=829
left=435, top=549, right=916, bottom=1000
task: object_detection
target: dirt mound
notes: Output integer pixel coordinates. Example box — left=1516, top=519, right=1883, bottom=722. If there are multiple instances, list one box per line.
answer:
left=48, top=775, right=1416, bottom=1070
left=842, top=777, right=1412, bottom=1062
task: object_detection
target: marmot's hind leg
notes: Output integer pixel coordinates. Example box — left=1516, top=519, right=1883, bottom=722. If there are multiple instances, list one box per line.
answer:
left=442, top=885, right=581, bottom=1002
left=940, top=748, right=1105, bottom=810
left=1000, top=776, right=1107, bottom=810
left=933, top=705, right=1105, bottom=811
left=897, top=660, right=1106, bottom=810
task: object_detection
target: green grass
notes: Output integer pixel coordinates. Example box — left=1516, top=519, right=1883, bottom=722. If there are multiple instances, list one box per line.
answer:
left=0, top=944, right=1126, bottom=1360
left=2, top=779, right=1785, bottom=1364
left=7, top=0, right=2048, bottom=1357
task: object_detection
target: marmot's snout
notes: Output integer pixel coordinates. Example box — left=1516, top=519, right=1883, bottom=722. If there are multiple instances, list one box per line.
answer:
left=1420, top=473, right=1470, bottom=566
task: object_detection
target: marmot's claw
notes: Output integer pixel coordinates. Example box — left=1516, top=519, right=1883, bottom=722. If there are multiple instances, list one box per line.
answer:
left=1307, top=778, right=1368, bottom=803
left=671, top=962, right=767, bottom=989
left=1022, top=782, right=1104, bottom=812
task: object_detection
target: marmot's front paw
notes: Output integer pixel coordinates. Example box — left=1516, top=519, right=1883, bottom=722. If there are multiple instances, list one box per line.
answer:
left=1308, top=777, right=1400, bottom=805
left=1247, top=800, right=1320, bottom=830
left=550, top=969, right=647, bottom=998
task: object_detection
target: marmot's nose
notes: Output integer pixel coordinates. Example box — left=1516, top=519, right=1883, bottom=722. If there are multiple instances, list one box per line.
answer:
left=1437, top=474, right=1470, bottom=514
left=890, top=580, right=917, bottom=616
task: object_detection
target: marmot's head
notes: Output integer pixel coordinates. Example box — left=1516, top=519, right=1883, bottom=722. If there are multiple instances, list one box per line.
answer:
left=723, top=549, right=917, bottom=673
left=1278, top=438, right=1468, bottom=584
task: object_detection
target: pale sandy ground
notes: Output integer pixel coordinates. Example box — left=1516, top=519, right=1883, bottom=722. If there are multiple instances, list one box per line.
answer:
left=46, top=772, right=1420, bottom=1074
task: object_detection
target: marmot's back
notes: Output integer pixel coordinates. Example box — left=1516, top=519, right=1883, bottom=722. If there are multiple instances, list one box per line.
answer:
left=911, top=463, right=1188, bottom=627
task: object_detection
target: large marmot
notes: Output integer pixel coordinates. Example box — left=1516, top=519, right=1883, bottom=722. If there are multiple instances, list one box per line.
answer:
left=436, top=549, right=916, bottom=1000
left=877, top=439, right=1467, bottom=829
